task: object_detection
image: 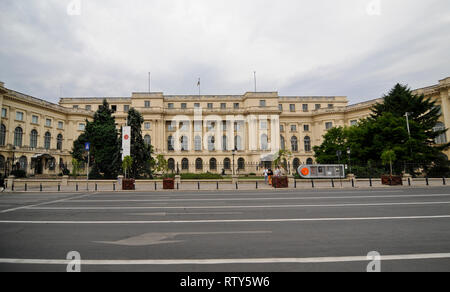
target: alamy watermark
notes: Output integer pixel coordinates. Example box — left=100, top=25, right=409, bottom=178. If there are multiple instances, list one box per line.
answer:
left=366, top=251, right=381, bottom=272
left=366, top=0, right=382, bottom=16
left=67, top=0, right=82, bottom=16
left=66, top=251, right=81, bottom=272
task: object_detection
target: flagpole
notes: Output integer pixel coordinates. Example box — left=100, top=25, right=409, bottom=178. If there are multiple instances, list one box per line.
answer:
left=148, top=72, right=151, bottom=92
left=198, top=78, right=201, bottom=96
left=254, top=71, right=257, bottom=92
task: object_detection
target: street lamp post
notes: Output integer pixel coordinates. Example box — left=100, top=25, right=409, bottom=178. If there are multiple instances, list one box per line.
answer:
left=347, top=147, right=351, bottom=174
left=232, top=148, right=236, bottom=176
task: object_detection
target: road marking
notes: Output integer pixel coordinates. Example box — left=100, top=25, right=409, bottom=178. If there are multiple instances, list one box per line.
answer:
left=0, top=215, right=449, bottom=224
left=96, top=231, right=271, bottom=246
left=1, top=253, right=450, bottom=265
left=66, top=193, right=450, bottom=203
left=0, top=193, right=92, bottom=214
left=27, top=201, right=450, bottom=210
left=128, top=212, right=243, bottom=216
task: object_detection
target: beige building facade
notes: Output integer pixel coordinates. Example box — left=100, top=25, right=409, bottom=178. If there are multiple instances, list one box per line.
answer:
left=1, top=77, right=449, bottom=176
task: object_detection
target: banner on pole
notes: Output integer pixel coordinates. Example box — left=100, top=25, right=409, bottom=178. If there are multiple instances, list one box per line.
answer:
left=122, top=126, right=131, bottom=160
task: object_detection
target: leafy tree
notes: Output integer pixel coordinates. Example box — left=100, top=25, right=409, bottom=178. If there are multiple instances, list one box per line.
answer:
left=122, top=156, right=133, bottom=179
left=72, top=100, right=121, bottom=179
left=273, top=149, right=292, bottom=171
left=120, top=108, right=154, bottom=178
left=154, top=154, right=168, bottom=176
left=381, top=149, right=396, bottom=176
left=313, top=127, right=349, bottom=164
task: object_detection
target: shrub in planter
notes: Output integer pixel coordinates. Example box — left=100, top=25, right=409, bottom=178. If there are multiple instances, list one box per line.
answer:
left=163, top=177, right=175, bottom=189
left=381, top=175, right=403, bottom=186
left=122, top=178, right=135, bottom=190
left=272, top=176, right=289, bottom=188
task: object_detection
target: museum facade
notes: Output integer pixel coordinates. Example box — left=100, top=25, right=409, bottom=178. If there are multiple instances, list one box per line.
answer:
left=1, top=77, right=449, bottom=176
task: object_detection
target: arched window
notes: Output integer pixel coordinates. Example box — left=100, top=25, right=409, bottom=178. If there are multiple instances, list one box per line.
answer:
left=235, top=135, right=242, bottom=150
left=306, top=158, right=313, bottom=165
left=19, top=156, right=27, bottom=170
left=57, top=134, right=63, bottom=150
left=304, top=136, right=311, bottom=152
left=0, top=124, right=6, bottom=146
left=433, top=122, right=447, bottom=144
left=168, top=136, right=174, bottom=151
left=14, top=127, right=23, bottom=147
left=222, top=135, right=228, bottom=151
left=280, top=136, right=285, bottom=150
left=182, top=158, right=189, bottom=170
left=291, top=136, right=298, bottom=152
left=208, top=136, right=215, bottom=151
left=224, top=158, right=231, bottom=170
left=195, top=158, right=203, bottom=170
left=293, top=158, right=300, bottom=171
left=238, top=158, right=245, bottom=170
left=144, top=135, right=151, bottom=146
left=210, top=158, right=217, bottom=171
left=168, top=158, right=175, bottom=171
left=181, top=136, right=188, bottom=151
left=261, top=134, right=268, bottom=150
left=0, top=155, right=5, bottom=170
left=44, top=132, right=51, bottom=150
left=194, top=136, right=202, bottom=151
left=30, top=130, right=38, bottom=148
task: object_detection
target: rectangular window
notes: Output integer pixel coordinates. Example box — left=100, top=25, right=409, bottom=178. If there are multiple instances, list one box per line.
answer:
left=328, top=104, right=334, bottom=109
left=32, top=115, right=39, bottom=124
left=304, top=124, right=310, bottom=132
left=259, top=100, right=266, bottom=107
left=279, top=104, right=283, bottom=111
left=207, top=122, right=215, bottom=131
left=45, top=119, right=52, bottom=127
left=85, top=105, right=92, bottom=111
left=234, top=103, right=240, bottom=109
left=194, top=103, right=200, bottom=109
left=181, top=103, right=187, bottom=109
left=260, top=120, right=268, bottom=130
left=111, top=105, right=117, bottom=112
left=145, top=101, right=151, bottom=108
left=16, top=111, right=24, bottom=121
left=124, top=105, right=130, bottom=112
left=167, top=121, right=175, bottom=131
left=350, top=120, right=358, bottom=126
left=289, top=104, right=295, bottom=112
left=221, top=103, right=226, bottom=109
left=194, top=121, right=202, bottom=132
left=291, top=125, right=297, bottom=132
left=280, top=125, right=284, bottom=132
left=302, top=104, right=308, bottom=112
left=234, top=122, right=242, bottom=132
left=168, top=103, right=174, bottom=109
left=1, top=108, right=6, bottom=118
left=58, top=121, right=64, bottom=129
left=325, top=122, right=333, bottom=130
left=144, top=122, right=151, bottom=130
left=315, top=104, right=321, bottom=110
left=73, top=105, right=79, bottom=109
left=207, top=103, right=213, bottom=109
left=180, top=122, right=188, bottom=131
left=78, top=123, right=85, bottom=131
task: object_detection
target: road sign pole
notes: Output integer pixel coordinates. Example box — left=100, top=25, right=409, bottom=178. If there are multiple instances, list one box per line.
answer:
left=87, top=149, right=90, bottom=191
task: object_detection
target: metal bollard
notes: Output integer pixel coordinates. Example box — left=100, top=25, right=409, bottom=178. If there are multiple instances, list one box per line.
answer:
left=294, top=179, right=297, bottom=189
left=217, top=182, right=219, bottom=190
left=311, top=179, right=314, bottom=188
left=58, top=184, right=61, bottom=192
left=76, top=184, right=78, bottom=191
left=40, top=184, right=42, bottom=192
left=236, top=182, right=238, bottom=190
left=408, top=177, right=411, bottom=186
left=113, top=183, right=116, bottom=191
left=351, top=179, right=355, bottom=188
left=369, top=177, right=372, bottom=187
left=256, top=181, right=258, bottom=189
left=25, top=184, right=27, bottom=192
left=177, top=183, right=179, bottom=190
left=95, top=184, right=98, bottom=191
left=331, top=179, right=334, bottom=188
left=443, top=177, right=446, bottom=186
left=12, top=184, right=14, bottom=191
left=155, top=182, right=157, bottom=190
left=198, top=182, right=200, bottom=190
left=426, top=177, right=429, bottom=186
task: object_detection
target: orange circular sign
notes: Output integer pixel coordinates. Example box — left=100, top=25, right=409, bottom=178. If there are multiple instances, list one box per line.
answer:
left=301, top=168, right=309, bottom=176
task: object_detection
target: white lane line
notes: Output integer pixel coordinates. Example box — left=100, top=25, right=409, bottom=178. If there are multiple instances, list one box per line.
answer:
left=1, top=253, right=450, bottom=265
left=66, top=193, right=450, bottom=203
left=0, top=215, right=449, bottom=224
left=128, top=212, right=243, bottom=216
left=0, top=193, right=92, bottom=214
left=28, top=201, right=450, bottom=210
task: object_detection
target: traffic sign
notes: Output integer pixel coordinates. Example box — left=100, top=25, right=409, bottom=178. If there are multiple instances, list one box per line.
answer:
left=85, top=142, right=90, bottom=151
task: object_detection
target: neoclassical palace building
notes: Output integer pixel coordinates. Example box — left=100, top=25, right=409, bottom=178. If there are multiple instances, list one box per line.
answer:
left=1, top=77, right=449, bottom=176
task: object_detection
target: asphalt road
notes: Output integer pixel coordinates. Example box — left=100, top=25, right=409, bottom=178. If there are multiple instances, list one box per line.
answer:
left=0, top=186, right=450, bottom=272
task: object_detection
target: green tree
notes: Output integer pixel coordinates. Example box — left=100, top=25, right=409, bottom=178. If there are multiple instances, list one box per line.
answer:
left=120, top=108, right=154, bottom=178
left=273, top=149, right=292, bottom=171
left=313, top=127, right=349, bottom=164
left=72, top=100, right=121, bottom=179
left=122, top=156, right=133, bottom=179
left=381, top=149, right=397, bottom=176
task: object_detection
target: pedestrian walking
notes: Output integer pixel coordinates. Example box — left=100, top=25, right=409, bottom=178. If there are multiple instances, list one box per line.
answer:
left=0, top=174, right=5, bottom=192
left=263, top=168, right=268, bottom=184
left=268, top=168, right=274, bottom=186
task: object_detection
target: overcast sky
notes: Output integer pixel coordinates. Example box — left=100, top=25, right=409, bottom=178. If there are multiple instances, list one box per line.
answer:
left=0, top=0, right=449, bottom=104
